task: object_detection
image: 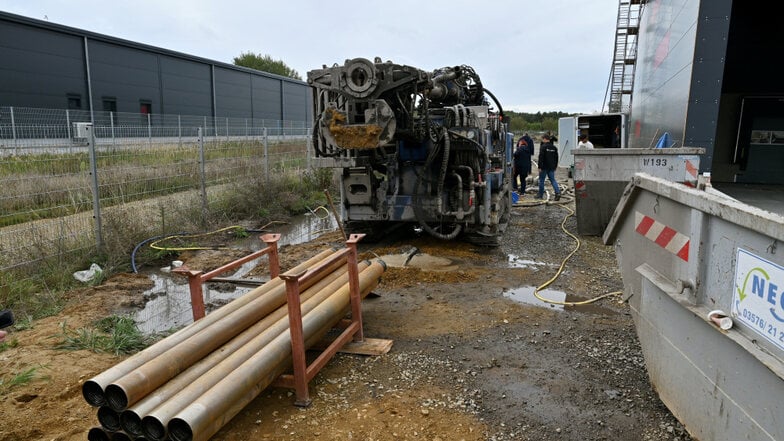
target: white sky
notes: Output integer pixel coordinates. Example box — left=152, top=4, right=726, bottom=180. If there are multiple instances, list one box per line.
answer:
left=1, top=0, right=619, bottom=114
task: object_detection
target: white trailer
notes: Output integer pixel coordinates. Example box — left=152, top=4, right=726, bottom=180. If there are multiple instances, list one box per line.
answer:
left=557, top=113, right=627, bottom=169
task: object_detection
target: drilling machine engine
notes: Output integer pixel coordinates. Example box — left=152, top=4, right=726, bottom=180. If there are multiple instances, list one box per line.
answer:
left=308, top=57, right=513, bottom=245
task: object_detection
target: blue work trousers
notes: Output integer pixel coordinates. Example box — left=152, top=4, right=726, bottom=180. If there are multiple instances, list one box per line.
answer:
left=538, top=169, right=560, bottom=197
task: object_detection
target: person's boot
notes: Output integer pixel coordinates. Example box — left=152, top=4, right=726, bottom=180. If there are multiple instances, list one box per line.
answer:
left=554, top=193, right=561, bottom=201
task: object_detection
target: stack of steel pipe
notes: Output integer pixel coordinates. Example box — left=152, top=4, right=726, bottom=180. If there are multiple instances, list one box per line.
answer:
left=82, top=247, right=386, bottom=441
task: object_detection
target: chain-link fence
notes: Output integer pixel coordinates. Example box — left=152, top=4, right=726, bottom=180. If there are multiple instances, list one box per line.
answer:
left=0, top=110, right=319, bottom=322
left=0, top=106, right=308, bottom=155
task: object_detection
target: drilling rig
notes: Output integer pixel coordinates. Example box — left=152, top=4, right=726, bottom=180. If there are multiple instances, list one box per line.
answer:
left=308, top=57, right=512, bottom=245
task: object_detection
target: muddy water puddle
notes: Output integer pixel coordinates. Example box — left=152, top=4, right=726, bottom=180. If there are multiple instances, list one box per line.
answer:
left=506, top=254, right=552, bottom=269
left=376, top=248, right=458, bottom=271
left=504, top=286, right=617, bottom=315
left=134, top=212, right=336, bottom=334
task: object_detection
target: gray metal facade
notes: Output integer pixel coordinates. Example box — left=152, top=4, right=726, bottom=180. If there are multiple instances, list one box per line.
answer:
left=629, top=0, right=783, bottom=185
left=0, top=11, right=310, bottom=124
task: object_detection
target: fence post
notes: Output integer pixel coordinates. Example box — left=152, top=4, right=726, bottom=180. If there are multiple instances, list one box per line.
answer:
left=10, top=106, right=17, bottom=154
left=264, top=127, right=269, bottom=185
left=245, top=118, right=248, bottom=139
left=110, top=112, right=116, bottom=150
left=178, top=115, right=182, bottom=148
left=306, top=130, right=312, bottom=171
left=86, top=123, right=104, bottom=251
left=66, top=109, right=72, bottom=140
left=198, top=127, right=208, bottom=227
left=225, top=117, right=229, bottom=142
left=147, top=113, right=152, bottom=147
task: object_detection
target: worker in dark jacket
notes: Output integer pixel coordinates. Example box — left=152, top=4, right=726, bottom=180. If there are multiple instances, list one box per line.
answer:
left=537, top=134, right=561, bottom=200
left=513, top=138, right=534, bottom=194
left=522, top=132, right=535, bottom=154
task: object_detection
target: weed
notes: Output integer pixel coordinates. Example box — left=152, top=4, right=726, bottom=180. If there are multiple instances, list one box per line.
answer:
left=56, top=315, right=150, bottom=355
left=0, top=338, right=19, bottom=352
left=0, top=365, right=49, bottom=395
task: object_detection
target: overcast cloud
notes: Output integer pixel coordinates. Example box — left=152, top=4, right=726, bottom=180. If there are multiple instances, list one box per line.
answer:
left=1, top=0, right=619, bottom=114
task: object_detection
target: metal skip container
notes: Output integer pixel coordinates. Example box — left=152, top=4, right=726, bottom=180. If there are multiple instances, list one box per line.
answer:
left=573, top=148, right=704, bottom=235
left=603, top=173, right=784, bottom=441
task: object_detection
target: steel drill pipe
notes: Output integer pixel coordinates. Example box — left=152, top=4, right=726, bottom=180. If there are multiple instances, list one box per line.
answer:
left=111, top=431, right=132, bottom=441
left=166, top=260, right=385, bottom=441
left=139, top=262, right=374, bottom=441
left=104, top=250, right=347, bottom=412
left=82, top=248, right=337, bottom=407
left=97, top=405, right=122, bottom=432
left=87, top=427, right=112, bottom=441
left=121, top=263, right=365, bottom=439
left=119, top=266, right=354, bottom=439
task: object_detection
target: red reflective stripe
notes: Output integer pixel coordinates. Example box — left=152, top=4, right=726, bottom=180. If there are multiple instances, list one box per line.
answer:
left=685, top=160, right=698, bottom=178
left=677, top=242, right=689, bottom=261
left=655, top=226, right=677, bottom=248
left=636, top=215, right=655, bottom=235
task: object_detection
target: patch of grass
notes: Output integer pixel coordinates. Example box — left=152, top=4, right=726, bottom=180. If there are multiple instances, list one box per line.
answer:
left=0, top=338, right=19, bottom=352
left=0, top=365, right=49, bottom=395
left=56, top=315, right=150, bottom=355
left=0, top=271, right=67, bottom=322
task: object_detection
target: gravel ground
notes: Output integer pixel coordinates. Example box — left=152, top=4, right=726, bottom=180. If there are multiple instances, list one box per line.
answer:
left=207, top=177, right=693, bottom=440
left=0, top=174, right=695, bottom=441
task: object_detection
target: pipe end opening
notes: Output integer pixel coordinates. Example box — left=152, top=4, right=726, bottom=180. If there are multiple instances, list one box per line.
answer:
left=104, top=384, right=129, bottom=412
left=119, top=410, right=144, bottom=437
left=82, top=380, right=106, bottom=407
left=168, top=417, right=194, bottom=441
left=142, top=415, right=167, bottom=441
left=96, top=406, right=121, bottom=432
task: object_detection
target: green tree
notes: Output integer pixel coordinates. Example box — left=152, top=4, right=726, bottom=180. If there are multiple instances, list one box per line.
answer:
left=233, top=52, right=302, bottom=80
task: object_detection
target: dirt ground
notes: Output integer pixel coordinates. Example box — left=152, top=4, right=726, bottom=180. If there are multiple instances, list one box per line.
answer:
left=0, top=193, right=693, bottom=441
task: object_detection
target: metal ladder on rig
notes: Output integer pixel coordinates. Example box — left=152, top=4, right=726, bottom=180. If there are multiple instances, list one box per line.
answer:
left=603, top=0, right=644, bottom=114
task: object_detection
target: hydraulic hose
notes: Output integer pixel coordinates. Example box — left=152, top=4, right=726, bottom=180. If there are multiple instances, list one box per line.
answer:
left=412, top=128, right=462, bottom=240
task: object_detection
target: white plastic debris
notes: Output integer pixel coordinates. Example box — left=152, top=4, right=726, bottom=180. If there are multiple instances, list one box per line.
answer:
left=73, top=263, right=103, bottom=283
left=707, top=310, right=733, bottom=330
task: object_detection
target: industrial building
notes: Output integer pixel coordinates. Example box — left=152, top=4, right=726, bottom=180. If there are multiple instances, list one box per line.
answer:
left=628, top=0, right=782, bottom=185
left=0, top=10, right=310, bottom=126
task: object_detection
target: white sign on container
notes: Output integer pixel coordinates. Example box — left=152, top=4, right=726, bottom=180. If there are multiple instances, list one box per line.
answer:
left=732, top=248, right=784, bottom=352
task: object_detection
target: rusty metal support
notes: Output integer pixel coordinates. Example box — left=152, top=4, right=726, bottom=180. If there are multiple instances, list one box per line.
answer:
left=277, top=234, right=365, bottom=406
left=105, top=251, right=347, bottom=412
left=346, top=234, right=364, bottom=342
left=180, top=269, right=206, bottom=321
left=83, top=248, right=336, bottom=408
left=280, top=269, right=311, bottom=406
left=133, top=263, right=366, bottom=441
left=174, top=233, right=281, bottom=320
left=166, top=260, right=385, bottom=441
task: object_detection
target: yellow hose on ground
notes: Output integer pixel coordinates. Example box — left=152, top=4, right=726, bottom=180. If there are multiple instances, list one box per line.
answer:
left=149, top=225, right=249, bottom=252
left=532, top=201, right=623, bottom=306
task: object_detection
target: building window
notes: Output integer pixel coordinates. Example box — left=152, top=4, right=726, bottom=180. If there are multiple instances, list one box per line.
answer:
left=140, top=101, right=152, bottom=115
left=102, top=97, right=117, bottom=113
left=67, top=94, right=82, bottom=110
left=103, top=97, right=118, bottom=124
